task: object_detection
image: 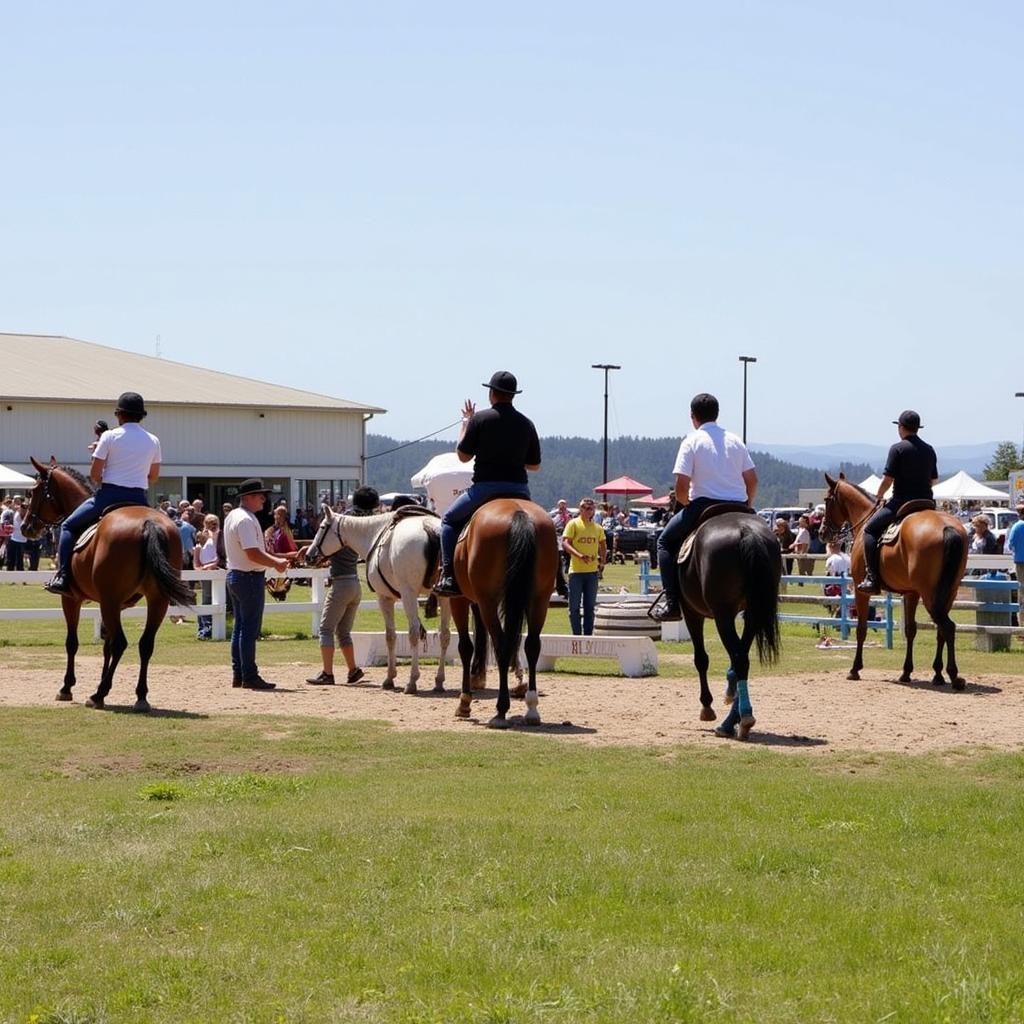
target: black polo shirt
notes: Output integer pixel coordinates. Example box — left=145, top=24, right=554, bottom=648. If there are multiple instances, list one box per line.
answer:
left=884, top=435, right=938, bottom=504
left=459, top=403, right=541, bottom=485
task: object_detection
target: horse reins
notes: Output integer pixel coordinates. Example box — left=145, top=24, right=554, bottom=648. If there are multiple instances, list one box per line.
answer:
left=21, top=470, right=64, bottom=537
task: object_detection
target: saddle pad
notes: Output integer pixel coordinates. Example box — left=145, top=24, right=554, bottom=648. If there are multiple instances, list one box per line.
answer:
left=73, top=524, right=99, bottom=553
left=677, top=533, right=696, bottom=565
left=880, top=521, right=901, bottom=546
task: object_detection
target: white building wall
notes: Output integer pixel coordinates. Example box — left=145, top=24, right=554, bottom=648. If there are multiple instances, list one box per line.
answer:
left=0, top=401, right=369, bottom=479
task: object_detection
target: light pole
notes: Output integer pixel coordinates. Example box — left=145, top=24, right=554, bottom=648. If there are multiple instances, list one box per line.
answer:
left=739, top=356, right=757, bottom=444
left=591, top=364, right=621, bottom=485
left=1016, top=392, right=1024, bottom=457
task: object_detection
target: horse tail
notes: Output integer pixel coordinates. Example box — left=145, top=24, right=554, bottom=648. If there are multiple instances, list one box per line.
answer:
left=499, top=510, right=537, bottom=670
left=739, top=521, right=781, bottom=665
left=934, top=525, right=966, bottom=615
left=142, top=518, right=195, bottom=607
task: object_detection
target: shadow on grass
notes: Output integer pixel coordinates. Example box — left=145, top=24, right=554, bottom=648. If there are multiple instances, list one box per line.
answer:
left=106, top=705, right=210, bottom=720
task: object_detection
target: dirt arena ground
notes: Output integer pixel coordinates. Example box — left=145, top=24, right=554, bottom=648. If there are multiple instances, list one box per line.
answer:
left=2, top=653, right=1022, bottom=755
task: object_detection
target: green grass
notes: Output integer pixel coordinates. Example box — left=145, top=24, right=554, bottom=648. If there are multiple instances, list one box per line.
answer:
left=1, top=712, right=1024, bottom=1022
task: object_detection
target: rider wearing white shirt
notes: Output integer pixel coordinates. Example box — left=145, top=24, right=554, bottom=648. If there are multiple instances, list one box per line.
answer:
left=45, top=391, right=162, bottom=595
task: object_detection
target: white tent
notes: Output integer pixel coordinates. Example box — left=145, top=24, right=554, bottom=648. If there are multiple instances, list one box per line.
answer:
left=0, top=463, right=35, bottom=489
left=857, top=474, right=892, bottom=499
left=411, top=452, right=475, bottom=515
left=932, top=470, right=1007, bottom=503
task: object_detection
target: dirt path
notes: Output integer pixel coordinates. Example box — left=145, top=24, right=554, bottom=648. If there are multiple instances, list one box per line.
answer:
left=2, top=654, right=1022, bottom=755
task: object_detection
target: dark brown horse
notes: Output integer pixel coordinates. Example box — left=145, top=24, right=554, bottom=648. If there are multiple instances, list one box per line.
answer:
left=669, top=509, right=782, bottom=739
left=820, top=473, right=968, bottom=687
left=450, top=499, right=558, bottom=728
left=20, top=456, right=194, bottom=711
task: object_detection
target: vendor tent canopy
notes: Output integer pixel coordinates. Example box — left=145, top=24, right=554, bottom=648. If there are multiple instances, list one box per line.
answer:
left=593, top=475, right=653, bottom=496
left=932, top=470, right=1007, bottom=502
left=410, top=451, right=474, bottom=488
left=630, top=494, right=672, bottom=507
left=410, top=451, right=475, bottom=516
left=0, top=463, right=35, bottom=488
left=857, top=474, right=892, bottom=499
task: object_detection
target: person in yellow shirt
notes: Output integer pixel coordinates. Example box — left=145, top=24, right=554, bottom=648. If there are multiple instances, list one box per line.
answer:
left=561, top=497, right=607, bottom=635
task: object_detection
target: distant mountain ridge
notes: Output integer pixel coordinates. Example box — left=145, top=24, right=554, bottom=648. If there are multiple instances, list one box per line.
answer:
left=756, top=441, right=1002, bottom=477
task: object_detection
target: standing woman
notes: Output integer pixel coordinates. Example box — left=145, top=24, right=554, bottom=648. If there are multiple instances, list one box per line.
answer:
left=265, top=506, right=297, bottom=556
left=193, top=513, right=222, bottom=640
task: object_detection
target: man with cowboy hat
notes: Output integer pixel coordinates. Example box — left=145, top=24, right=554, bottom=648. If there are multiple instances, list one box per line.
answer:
left=224, top=477, right=295, bottom=690
left=858, top=409, right=938, bottom=594
left=45, top=391, right=162, bottom=595
left=434, top=370, right=541, bottom=597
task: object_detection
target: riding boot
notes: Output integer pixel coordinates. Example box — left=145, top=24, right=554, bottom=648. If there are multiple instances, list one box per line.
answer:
left=44, top=572, right=73, bottom=596
left=858, top=535, right=882, bottom=594
left=433, top=566, right=462, bottom=598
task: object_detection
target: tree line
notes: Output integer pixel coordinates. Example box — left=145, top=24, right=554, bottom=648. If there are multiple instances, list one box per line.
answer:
left=365, top=434, right=874, bottom=512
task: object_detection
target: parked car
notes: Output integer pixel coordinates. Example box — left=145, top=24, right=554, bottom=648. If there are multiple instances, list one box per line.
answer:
left=757, top=506, right=809, bottom=527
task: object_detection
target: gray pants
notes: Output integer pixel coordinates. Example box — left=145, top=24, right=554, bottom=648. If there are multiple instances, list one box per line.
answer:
left=318, top=576, right=362, bottom=648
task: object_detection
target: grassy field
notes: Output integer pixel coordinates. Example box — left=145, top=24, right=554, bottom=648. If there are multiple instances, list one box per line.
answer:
left=2, top=711, right=1024, bottom=1024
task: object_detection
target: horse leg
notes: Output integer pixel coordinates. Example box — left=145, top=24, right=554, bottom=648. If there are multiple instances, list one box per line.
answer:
left=133, top=598, right=167, bottom=713
left=481, top=605, right=510, bottom=729
left=848, top=592, right=871, bottom=680
left=58, top=597, right=81, bottom=701
left=87, top=602, right=128, bottom=709
left=928, top=601, right=966, bottom=690
left=522, top=626, right=542, bottom=726
left=685, top=608, right=715, bottom=722
left=380, top=599, right=398, bottom=690
left=713, top=613, right=754, bottom=739
left=451, top=598, right=474, bottom=719
left=900, top=593, right=919, bottom=683
left=469, top=604, right=488, bottom=690
left=400, top=592, right=422, bottom=694
left=434, top=597, right=451, bottom=692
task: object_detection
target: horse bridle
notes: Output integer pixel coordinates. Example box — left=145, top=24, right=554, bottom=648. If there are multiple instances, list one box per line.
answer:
left=20, top=468, right=64, bottom=538
left=307, top=511, right=347, bottom=562
left=820, top=486, right=872, bottom=548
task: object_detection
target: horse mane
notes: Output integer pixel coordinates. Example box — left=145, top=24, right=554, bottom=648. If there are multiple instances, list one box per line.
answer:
left=841, top=478, right=874, bottom=502
left=58, top=465, right=96, bottom=495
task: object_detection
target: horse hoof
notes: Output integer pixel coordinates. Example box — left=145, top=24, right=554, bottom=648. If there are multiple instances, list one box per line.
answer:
left=487, top=716, right=510, bottom=730
left=951, top=677, right=966, bottom=691
left=381, top=680, right=396, bottom=691
left=403, top=683, right=418, bottom=695
left=700, top=706, right=716, bottom=722
left=510, top=683, right=527, bottom=700
left=524, top=710, right=541, bottom=726
left=455, top=698, right=472, bottom=719
left=85, top=697, right=104, bottom=710
left=723, top=691, right=735, bottom=706
left=133, top=700, right=151, bottom=713
left=739, top=715, right=756, bottom=740
left=433, top=682, right=445, bottom=693
left=899, top=673, right=912, bottom=683
left=55, top=690, right=73, bottom=702
left=847, top=671, right=860, bottom=681
left=713, top=725, right=736, bottom=739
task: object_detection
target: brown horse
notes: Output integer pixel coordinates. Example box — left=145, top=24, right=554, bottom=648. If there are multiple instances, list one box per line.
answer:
left=820, top=473, right=968, bottom=687
left=20, top=456, right=194, bottom=711
left=450, top=499, right=558, bottom=728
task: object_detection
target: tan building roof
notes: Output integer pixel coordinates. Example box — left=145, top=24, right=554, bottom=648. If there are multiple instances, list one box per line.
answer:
left=0, top=333, right=386, bottom=413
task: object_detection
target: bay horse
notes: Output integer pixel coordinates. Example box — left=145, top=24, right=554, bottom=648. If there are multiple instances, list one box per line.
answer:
left=451, top=499, right=558, bottom=728
left=668, top=508, right=782, bottom=739
left=20, top=456, right=194, bottom=711
left=820, top=473, right=968, bottom=687
left=305, top=505, right=452, bottom=693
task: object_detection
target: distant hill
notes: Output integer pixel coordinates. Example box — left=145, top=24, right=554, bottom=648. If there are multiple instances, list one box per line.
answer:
left=758, top=441, right=1003, bottom=477
left=365, top=434, right=874, bottom=511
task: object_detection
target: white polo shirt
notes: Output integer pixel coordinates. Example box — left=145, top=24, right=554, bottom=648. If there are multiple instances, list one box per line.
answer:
left=224, top=507, right=267, bottom=572
left=93, top=423, right=161, bottom=489
left=672, top=422, right=754, bottom=502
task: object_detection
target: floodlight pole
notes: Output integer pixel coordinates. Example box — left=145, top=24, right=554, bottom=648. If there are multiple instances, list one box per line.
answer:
left=592, top=364, right=621, bottom=487
left=1016, top=392, right=1024, bottom=456
left=739, top=356, right=757, bottom=444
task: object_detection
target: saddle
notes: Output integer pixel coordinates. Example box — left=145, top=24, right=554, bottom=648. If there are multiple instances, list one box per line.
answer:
left=677, top=503, right=756, bottom=565
left=392, top=504, right=439, bottom=523
left=453, top=494, right=534, bottom=549
left=880, top=499, right=937, bottom=546
left=72, top=504, right=148, bottom=554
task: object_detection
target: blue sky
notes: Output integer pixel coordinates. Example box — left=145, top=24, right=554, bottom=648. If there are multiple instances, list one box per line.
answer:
left=3, top=2, right=1022, bottom=450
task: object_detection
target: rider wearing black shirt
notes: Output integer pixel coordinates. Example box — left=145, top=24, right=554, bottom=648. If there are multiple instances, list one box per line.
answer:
left=434, top=371, right=541, bottom=597
left=859, top=410, right=938, bottom=593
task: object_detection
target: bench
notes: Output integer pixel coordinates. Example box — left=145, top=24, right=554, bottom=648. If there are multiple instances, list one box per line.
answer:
left=351, top=631, right=659, bottom=677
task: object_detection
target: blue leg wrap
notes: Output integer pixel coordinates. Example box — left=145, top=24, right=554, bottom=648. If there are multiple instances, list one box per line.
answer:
left=736, top=680, right=752, bottom=717
left=726, top=667, right=737, bottom=686
left=718, top=700, right=741, bottom=733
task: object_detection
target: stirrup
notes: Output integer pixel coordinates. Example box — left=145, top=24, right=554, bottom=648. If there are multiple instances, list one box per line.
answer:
left=433, top=574, right=462, bottom=598
left=44, top=574, right=72, bottom=596
left=857, top=576, right=881, bottom=594
left=647, top=592, right=682, bottom=623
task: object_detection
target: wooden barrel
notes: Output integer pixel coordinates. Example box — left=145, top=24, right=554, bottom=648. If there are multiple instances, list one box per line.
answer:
left=593, top=601, right=661, bottom=639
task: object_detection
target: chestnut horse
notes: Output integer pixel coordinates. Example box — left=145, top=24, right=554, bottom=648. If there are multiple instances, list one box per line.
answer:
left=450, top=499, right=558, bottom=728
left=668, top=509, right=782, bottom=739
left=20, top=456, right=193, bottom=711
left=820, top=473, right=968, bottom=687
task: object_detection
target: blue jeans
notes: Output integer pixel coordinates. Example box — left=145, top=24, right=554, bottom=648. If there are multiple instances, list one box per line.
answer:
left=862, top=500, right=898, bottom=574
left=568, top=571, right=600, bottom=635
left=440, top=480, right=531, bottom=571
left=58, top=483, right=148, bottom=572
left=226, top=570, right=266, bottom=682
left=657, top=497, right=716, bottom=602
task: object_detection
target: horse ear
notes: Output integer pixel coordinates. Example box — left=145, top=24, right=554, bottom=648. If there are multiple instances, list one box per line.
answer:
left=838, top=471, right=846, bottom=481
left=31, top=456, right=47, bottom=474
left=49, top=455, right=58, bottom=468
left=824, top=472, right=837, bottom=487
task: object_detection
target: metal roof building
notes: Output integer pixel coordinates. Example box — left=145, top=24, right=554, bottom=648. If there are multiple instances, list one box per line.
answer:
left=0, top=333, right=386, bottom=511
